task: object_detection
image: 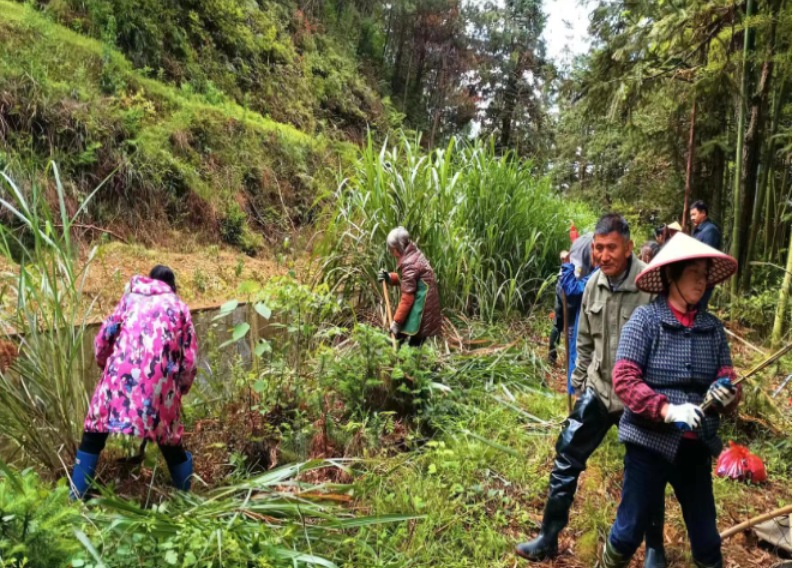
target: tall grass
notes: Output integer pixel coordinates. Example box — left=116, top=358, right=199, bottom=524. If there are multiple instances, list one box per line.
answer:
left=0, top=164, right=104, bottom=473
left=317, top=135, right=595, bottom=321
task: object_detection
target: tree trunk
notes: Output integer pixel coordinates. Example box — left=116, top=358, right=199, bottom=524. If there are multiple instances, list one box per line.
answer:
left=499, top=51, right=524, bottom=151
left=764, top=79, right=791, bottom=256
left=730, top=0, right=756, bottom=298
left=738, top=60, right=772, bottom=289
left=682, top=98, right=698, bottom=231
left=770, top=227, right=792, bottom=346
left=740, top=1, right=779, bottom=289
left=769, top=158, right=791, bottom=262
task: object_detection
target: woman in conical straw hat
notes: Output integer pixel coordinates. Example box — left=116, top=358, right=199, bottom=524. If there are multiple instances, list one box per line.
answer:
left=599, top=233, right=740, bottom=568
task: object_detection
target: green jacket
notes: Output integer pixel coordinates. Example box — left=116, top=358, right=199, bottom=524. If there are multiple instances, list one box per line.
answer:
left=571, top=254, right=654, bottom=414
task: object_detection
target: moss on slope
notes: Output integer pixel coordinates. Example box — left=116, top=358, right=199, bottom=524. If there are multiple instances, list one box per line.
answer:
left=0, top=1, right=357, bottom=251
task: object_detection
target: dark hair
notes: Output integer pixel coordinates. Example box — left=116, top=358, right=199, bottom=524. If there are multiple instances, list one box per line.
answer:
left=661, top=258, right=711, bottom=293
left=654, top=226, right=664, bottom=237
left=690, top=200, right=708, bottom=215
left=641, top=241, right=660, bottom=257
left=149, top=265, right=177, bottom=293
left=594, top=213, right=631, bottom=240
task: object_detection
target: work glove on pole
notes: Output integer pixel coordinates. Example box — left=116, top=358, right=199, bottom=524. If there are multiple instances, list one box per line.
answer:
left=377, top=269, right=391, bottom=283
left=389, top=321, right=400, bottom=337
left=705, top=377, right=738, bottom=409
left=664, top=403, right=704, bottom=431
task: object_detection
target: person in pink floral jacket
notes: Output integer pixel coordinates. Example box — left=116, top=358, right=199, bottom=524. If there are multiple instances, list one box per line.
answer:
left=70, top=266, right=198, bottom=499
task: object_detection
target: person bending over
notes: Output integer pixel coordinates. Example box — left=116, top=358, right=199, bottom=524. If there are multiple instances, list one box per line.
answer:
left=377, top=227, right=441, bottom=346
left=70, top=265, right=197, bottom=499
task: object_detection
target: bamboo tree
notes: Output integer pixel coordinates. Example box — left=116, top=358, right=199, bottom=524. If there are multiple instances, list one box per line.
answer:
left=770, top=229, right=792, bottom=345
left=730, top=0, right=757, bottom=298
left=744, top=80, right=781, bottom=287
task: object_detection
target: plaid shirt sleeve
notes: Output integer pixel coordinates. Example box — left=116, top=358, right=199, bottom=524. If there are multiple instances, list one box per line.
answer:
left=613, top=308, right=668, bottom=422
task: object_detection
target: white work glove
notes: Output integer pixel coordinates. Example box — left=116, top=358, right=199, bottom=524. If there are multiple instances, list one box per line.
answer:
left=389, top=321, right=401, bottom=337
left=664, top=403, right=705, bottom=431
left=706, top=378, right=738, bottom=409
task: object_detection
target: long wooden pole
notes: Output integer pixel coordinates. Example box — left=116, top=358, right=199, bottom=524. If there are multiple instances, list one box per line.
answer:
left=700, top=343, right=791, bottom=411
left=382, top=280, right=398, bottom=350
left=720, top=504, right=792, bottom=539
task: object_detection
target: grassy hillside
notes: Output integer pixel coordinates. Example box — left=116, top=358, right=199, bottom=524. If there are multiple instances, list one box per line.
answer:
left=0, top=1, right=357, bottom=252
left=18, top=0, right=392, bottom=140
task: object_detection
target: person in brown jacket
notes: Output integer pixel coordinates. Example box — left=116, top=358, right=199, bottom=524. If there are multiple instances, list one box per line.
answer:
left=377, top=227, right=442, bottom=346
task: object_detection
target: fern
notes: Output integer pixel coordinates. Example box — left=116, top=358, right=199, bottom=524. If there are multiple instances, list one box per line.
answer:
left=0, top=468, right=82, bottom=567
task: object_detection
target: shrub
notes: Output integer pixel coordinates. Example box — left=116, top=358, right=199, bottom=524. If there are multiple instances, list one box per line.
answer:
left=319, top=324, right=436, bottom=422
left=318, top=135, right=596, bottom=321
left=0, top=462, right=83, bottom=567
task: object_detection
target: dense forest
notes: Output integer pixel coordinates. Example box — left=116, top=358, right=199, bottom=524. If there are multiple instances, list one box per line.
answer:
left=0, top=1, right=791, bottom=567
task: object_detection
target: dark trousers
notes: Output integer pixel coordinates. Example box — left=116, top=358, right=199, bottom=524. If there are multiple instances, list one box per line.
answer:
left=397, top=334, right=426, bottom=348
left=80, top=431, right=189, bottom=468
left=609, top=440, right=721, bottom=565
left=546, top=388, right=665, bottom=549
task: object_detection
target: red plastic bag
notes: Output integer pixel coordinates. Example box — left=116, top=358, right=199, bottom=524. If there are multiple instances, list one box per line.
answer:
left=715, top=441, right=767, bottom=484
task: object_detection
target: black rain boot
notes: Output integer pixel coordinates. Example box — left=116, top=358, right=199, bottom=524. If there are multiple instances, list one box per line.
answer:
left=693, top=558, right=723, bottom=568
left=600, top=540, right=632, bottom=568
left=515, top=498, right=569, bottom=561
left=644, top=547, right=667, bottom=568
left=643, top=509, right=667, bottom=568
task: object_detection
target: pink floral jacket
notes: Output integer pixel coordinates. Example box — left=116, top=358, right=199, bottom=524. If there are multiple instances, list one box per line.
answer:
left=84, top=276, right=198, bottom=445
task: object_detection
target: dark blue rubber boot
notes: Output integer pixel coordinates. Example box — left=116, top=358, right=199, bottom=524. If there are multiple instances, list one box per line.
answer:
left=168, top=451, right=193, bottom=491
left=70, top=450, right=100, bottom=501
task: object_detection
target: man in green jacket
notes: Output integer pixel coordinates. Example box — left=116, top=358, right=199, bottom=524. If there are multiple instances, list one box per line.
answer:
left=516, top=214, right=664, bottom=568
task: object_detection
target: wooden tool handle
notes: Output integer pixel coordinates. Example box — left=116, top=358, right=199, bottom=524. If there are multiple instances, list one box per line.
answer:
left=382, top=280, right=393, bottom=325
left=382, top=279, right=397, bottom=350
left=720, top=504, right=792, bottom=539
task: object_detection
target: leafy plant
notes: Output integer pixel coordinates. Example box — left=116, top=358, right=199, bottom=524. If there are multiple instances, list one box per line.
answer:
left=79, top=460, right=418, bottom=568
left=0, top=165, right=104, bottom=473
left=0, top=460, right=83, bottom=567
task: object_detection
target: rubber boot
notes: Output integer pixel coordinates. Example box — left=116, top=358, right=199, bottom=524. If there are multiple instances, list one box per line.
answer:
left=693, top=558, right=723, bottom=568
left=515, top=498, right=569, bottom=561
left=168, top=451, right=193, bottom=491
left=644, top=511, right=667, bottom=568
left=600, top=540, right=632, bottom=568
left=69, top=450, right=100, bottom=501
left=644, top=547, right=667, bottom=568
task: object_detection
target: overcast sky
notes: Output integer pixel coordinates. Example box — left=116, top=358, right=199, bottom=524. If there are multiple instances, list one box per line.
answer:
left=542, top=0, right=595, bottom=66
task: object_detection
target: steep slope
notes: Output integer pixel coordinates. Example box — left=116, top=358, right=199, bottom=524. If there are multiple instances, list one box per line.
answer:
left=0, top=1, right=357, bottom=251
left=17, top=0, right=391, bottom=141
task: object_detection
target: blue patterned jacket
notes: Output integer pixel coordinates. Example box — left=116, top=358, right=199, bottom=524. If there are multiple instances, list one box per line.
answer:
left=615, top=296, right=734, bottom=462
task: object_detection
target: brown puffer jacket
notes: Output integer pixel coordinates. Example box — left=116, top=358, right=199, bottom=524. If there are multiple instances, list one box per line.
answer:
left=388, top=243, right=442, bottom=338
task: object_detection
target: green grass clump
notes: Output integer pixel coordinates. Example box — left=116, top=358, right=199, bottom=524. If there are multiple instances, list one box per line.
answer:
left=0, top=0, right=351, bottom=250
left=318, top=134, right=596, bottom=321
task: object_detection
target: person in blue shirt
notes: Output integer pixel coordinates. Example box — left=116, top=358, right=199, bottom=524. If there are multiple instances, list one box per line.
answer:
left=689, top=201, right=722, bottom=306
left=689, top=201, right=722, bottom=250
left=557, top=234, right=597, bottom=395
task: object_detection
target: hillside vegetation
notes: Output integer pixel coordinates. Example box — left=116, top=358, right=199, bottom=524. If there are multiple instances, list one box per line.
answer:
left=0, top=1, right=358, bottom=251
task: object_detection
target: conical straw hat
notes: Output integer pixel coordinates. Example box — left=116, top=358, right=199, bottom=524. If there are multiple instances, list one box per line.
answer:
left=667, top=221, right=683, bottom=231
left=635, top=232, right=738, bottom=293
